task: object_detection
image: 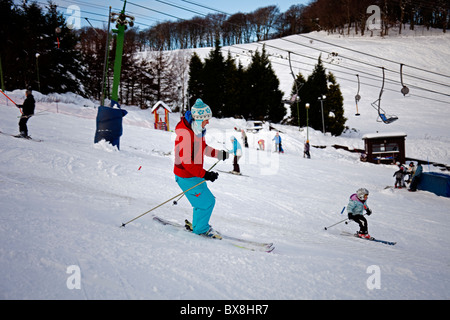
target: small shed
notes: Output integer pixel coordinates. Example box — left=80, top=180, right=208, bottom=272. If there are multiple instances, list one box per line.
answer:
left=151, top=101, right=171, bottom=131
left=362, top=132, right=407, bottom=164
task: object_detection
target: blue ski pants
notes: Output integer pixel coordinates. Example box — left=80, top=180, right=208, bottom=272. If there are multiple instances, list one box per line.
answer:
left=175, top=175, right=216, bottom=235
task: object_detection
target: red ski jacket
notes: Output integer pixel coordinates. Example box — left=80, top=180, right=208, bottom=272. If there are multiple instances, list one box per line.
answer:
left=173, top=117, right=219, bottom=178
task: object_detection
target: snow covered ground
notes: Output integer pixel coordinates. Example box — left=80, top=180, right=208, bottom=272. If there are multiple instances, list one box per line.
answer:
left=1, top=30, right=449, bottom=300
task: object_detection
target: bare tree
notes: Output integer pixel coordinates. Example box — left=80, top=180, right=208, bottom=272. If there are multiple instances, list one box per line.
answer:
left=250, top=6, right=281, bottom=41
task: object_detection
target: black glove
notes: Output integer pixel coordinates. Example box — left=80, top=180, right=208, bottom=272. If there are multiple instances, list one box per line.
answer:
left=204, top=171, right=218, bottom=182
left=366, top=208, right=372, bottom=216
left=218, top=150, right=229, bottom=161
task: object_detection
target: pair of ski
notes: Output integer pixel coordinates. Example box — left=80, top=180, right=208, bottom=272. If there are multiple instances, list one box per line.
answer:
left=153, top=216, right=274, bottom=253
left=340, top=231, right=396, bottom=246
left=384, top=186, right=407, bottom=190
left=0, top=131, right=43, bottom=142
left=217, top=170, right=249, bottom=177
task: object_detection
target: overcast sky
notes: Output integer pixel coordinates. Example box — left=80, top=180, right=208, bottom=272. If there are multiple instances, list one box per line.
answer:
left=16, top=0, right=311, bottom=29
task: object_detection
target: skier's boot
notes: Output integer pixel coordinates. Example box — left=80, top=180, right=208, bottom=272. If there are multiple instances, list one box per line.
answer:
left=204, top=226, right=222, bottom=240
left=357, top=231, right=371, bottom=239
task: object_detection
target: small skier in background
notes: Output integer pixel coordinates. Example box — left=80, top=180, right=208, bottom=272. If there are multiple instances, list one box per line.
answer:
left=393, top=166, right=405, bottom=188
left=241, top=129, right=248, bottom=148
left=229, top=136, right=242, bottom=174
left=273, top=132, right=283, bottom=153
left=395, top=162, right=407, bottom=187
left=258, top=139, right=265, bottom=151
left=303, top=140, right=310, bottom=158
left=347, top=188, right=372, bottom=238
left=16, top=87, right=35, bottom=138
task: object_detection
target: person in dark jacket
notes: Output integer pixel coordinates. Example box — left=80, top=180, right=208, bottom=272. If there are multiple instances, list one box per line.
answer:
left=16, top=88, right=35, bottom=138
left=303, top=140, right=311, bottom=158
left=408, top=163, right=423, bottom=192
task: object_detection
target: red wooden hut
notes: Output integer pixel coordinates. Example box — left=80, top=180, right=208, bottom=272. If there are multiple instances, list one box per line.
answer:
left=151, top=101, right=171, bottom=131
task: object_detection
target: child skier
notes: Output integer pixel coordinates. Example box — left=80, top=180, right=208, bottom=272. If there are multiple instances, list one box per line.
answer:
left=173, top=98, right=229, bottom=238
left=347, top=188, right=372, bottom=238
left=393, top=166, right=405, bottom=188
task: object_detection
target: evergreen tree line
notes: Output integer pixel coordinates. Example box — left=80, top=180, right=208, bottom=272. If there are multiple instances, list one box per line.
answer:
left=187, top=43, right=286, bottom=123
left=187, top=44, right=347, bottom=135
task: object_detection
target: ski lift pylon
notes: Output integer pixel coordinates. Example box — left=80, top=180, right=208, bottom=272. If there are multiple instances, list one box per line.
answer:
left=355, top=74, right=361, bottom=116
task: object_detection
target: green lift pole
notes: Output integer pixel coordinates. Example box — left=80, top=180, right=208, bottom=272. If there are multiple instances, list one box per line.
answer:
left=110, top=0, right=134, bottom=104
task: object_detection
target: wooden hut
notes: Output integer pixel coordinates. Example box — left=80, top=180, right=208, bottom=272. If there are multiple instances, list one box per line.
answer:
left=362, top=132, right=407, bottom=164
left=151, top=101, right=171, bottom=131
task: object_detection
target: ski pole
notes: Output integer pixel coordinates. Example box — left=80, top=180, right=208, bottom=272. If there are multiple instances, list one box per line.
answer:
left=324, top=217, right=348, bottom=230
left=324, top=207, right=346, bottom=230
left=324, top=211, right=367, bottom=231
left=121, top=179, right=206, bottom=228
left=172, top=159, right=220, bottom=205
left=17, top=109, right=48, bottom=118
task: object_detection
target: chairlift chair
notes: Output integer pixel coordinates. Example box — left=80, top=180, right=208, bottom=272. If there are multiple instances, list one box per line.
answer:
left=371, top=67, right=398, bottom=124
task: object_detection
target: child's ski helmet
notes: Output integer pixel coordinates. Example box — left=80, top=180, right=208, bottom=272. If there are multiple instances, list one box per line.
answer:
left=356, top=188, right=369, bottom=201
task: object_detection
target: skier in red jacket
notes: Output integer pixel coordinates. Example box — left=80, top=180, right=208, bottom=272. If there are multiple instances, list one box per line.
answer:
left=174, top=99, right=228, bottom=238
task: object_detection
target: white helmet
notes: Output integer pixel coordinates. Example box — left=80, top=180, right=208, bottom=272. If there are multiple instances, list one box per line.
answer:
left=356, top=188, right=369, bottom=201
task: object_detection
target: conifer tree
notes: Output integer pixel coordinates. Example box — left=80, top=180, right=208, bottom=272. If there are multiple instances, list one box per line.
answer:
left=0, top=1, right=85, bottom=94
left=187, top=52, right=204, bottom=107
left=187, top=45, right=285, bottom=123
left=325, top=72, right=346, bottom=135
left=202, top=40, right=226, bottom=116
left=290, top=55, right=346, bottom=135
left=222, top=51, right=241, bottom=117
left=244, top=46, right=285, bottom=121
left=289, top=72, right=306, bottom=127
left=42, top=3, right=84, bottom=94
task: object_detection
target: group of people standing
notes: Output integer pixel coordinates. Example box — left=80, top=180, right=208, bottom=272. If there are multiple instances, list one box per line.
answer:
left=392, top=161, right=423, bottom=191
